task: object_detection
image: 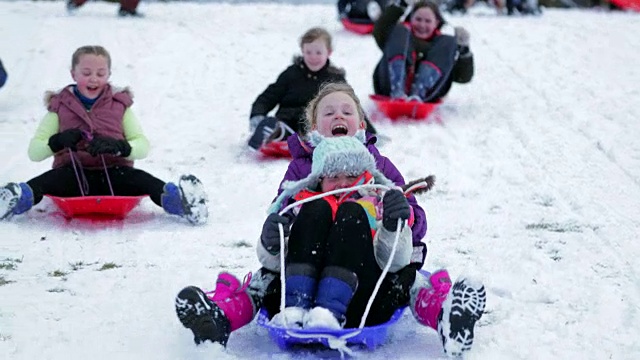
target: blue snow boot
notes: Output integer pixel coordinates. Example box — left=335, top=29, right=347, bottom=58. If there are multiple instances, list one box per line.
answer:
left=388, top=56, right=408, bottom=99
left=161, top=175, right=208, bottom=225
left=285, top=263, right=318, bottom=309
left=0, top=182, right=34, bottom=220
left=269, top=264, right=318, bottom=328
left=306, top=266, right=357, bottom=329
left=410, top=62, right=442, bottom=102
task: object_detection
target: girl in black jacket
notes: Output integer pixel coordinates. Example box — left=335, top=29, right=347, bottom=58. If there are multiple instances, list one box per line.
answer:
left=372, top=0, right=474, bottom=103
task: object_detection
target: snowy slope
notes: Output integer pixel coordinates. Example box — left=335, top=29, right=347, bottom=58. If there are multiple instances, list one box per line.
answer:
left=1, top=2, right=639, bottom=359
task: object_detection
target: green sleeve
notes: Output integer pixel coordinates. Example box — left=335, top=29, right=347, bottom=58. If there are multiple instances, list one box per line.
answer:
left=27, top=112, right=59, bottom=162
left=122, top=107, right=149, bottom=160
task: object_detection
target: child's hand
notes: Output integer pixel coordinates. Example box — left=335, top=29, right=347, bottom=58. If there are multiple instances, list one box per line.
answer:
left=382, top=189, right=410, bottom=231
left=261, top=213, right=291, bottom=254
left=48, top=128, right=83, bottom=152
left=454, top=26, right=471, bottom=47
left=87, top=136, right=132, bottom=157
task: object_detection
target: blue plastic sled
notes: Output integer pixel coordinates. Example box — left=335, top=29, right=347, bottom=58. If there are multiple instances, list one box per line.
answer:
left=257, top=306, right=406, bottom=351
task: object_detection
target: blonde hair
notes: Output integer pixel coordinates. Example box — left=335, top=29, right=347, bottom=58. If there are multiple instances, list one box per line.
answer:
left=303, top=82, right=366, bottom=134
left=71, top=45, right=112, bottom=70
left=299, top=27, right=333, bottom=53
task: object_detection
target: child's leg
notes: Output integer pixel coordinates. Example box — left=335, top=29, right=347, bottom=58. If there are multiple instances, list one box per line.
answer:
left=373, top=26, right=412, bottom=98
left=410, top=36, right=458, bottom=102
left=285, top=199, right=334, bottom=309
left=309, top=202, right=374, bottom=328
left=176, top=271, right=257, bottom=347
left=1, top=166, right=92, bottom=219
left=248, top=116, right=279, bottom=150
left=108, top=166, right=208, bottom=224
left=411, top=269, right=486, bottom=356
left=104, top=166, right=165, bottom=205
left=26, top=166, right=87, bottom=202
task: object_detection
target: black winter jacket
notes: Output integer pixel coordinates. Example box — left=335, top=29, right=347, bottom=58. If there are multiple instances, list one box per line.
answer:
left=250, top=57, right=346, bottom=133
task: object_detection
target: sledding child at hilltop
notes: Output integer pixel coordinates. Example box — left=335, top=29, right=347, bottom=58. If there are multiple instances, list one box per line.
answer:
left=0, top=45, right=208, bottom=224
left=248, top=27, right=376, bottom=150
left=175, top=82, right=486, bottom=356
left=373, top=0, right=474, bottom=102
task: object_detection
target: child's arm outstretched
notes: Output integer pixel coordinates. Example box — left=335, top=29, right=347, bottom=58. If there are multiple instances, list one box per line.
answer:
left=250, top=71, right=290, bottom=120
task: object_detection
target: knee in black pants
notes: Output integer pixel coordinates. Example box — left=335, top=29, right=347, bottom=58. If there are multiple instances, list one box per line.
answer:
left=287, top=199, right=334, bottom=268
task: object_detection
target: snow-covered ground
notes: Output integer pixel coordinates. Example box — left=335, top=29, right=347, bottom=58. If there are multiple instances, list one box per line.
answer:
left=1, top=1, right=640, bottom=359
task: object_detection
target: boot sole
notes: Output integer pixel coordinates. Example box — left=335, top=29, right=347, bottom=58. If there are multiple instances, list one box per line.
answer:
left=175, top=286, right=231, bottom=346
left=178, top=175, right=208, bottom=225
left=438, top=278, right=486, bottom=356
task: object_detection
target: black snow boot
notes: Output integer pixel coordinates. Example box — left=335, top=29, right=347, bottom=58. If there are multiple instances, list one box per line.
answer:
left=175, top=286, right=232, bottom=346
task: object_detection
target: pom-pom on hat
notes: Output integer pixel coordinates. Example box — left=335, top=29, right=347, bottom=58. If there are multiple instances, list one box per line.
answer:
left=268, top=130, right=394, bottom=214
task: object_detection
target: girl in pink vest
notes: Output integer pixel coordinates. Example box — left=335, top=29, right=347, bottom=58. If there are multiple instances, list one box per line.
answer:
left=0, top=45, right=207, bottom=225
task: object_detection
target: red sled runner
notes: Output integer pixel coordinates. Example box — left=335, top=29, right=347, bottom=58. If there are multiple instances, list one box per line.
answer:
left=369, top=95, right=442, bottom=121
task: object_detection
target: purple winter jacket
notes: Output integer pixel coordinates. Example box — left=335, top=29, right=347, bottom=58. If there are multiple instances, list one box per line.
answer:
left=276, top=134, right=428, bottom=266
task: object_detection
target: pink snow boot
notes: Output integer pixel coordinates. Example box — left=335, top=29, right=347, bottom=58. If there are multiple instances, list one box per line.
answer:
left=411, top=269, right=452, bottom=329
left=175, top=272, right=255, bottom=346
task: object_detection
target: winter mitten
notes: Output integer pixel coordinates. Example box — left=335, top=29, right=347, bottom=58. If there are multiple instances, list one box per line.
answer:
left=249, top=115, right=266, bottom=131
left=86, top=136, right=132, bottom=157
left=382, top=189, right=410, bottom=231
left=367, top=1, right=383, bottom=21
left=260, top=213, right=291, bottom=254
left=454, top=26, right=470, bottom=47
left=48, top=128, right=83, bottom=152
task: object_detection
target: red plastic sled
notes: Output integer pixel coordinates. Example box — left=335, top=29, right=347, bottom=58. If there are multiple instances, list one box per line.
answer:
left=46, top=195, right=146, bottom=220
left=259, top=141, right=291, bottom=158
left=609, top=0, right=640, bottom=10
left=369, top=94, right=442, bottom=121
left=341, top=18, right=374, bottom=35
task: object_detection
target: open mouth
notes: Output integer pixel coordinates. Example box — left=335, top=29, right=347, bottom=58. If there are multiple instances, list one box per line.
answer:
left=331, top=124, right=348, bottom=136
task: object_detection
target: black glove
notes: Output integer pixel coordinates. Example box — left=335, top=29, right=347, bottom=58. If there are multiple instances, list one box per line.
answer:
left=260, top=213, right=292, bottom=255
left=382, top=189, right=410, bottom=231
left=48, top=128, right=83, bottom=152
left=86, top=136, right=132, bottom=157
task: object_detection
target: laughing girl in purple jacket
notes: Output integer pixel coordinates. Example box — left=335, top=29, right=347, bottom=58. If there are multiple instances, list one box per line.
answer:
left=176, top=83, right=482, bottom=355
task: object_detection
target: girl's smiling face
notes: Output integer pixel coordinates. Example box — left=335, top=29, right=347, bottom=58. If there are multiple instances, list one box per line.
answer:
left=410, top=7, right=439, bottom=40
left=312, top=91, right=365, bottom=137
left=71, top=54, right=110, bottom=99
